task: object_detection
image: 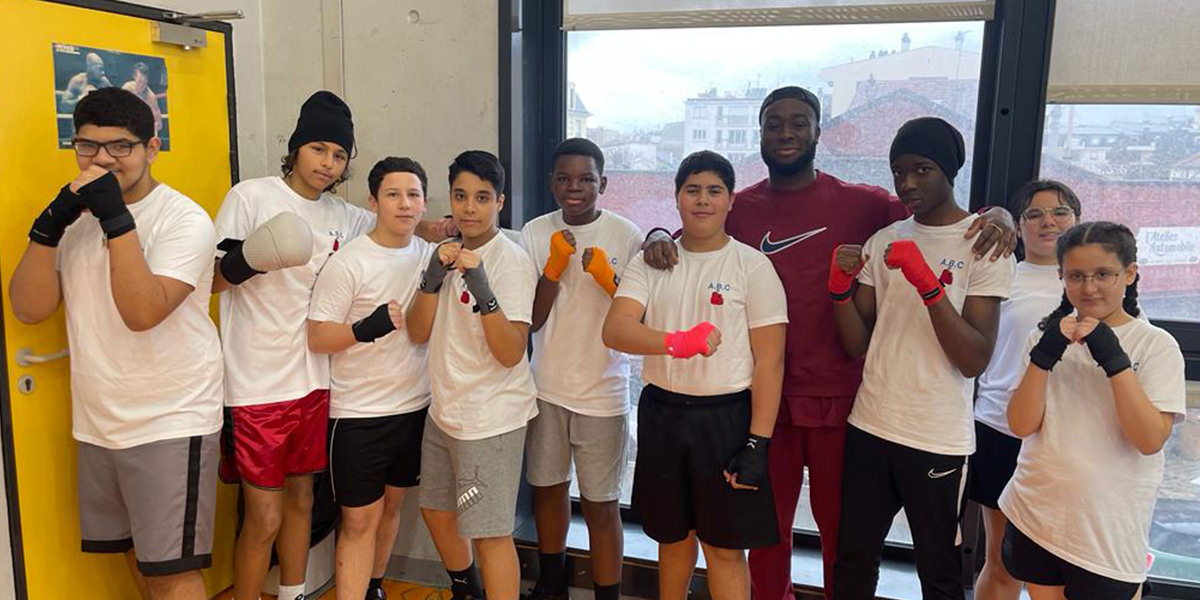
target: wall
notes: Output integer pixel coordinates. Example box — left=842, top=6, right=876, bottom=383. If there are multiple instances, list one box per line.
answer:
left=151, top=0, right=498, bottom=216
left=147, top=0, right=500, bottom=577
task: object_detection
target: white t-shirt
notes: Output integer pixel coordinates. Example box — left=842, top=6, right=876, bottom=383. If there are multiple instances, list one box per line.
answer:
left=308, top=234, right=432, bottom=418
left=58, top=183, right=224, bottom=449
left=850, top=215, right=1015, bottom=455
left=214, top=176, right=376, bottom=407
left=520, top=210, right=643, bottom=416
left=999, top=318, right=1185, bottom=583
left=615, top=237, right=788, bottom=396
left=975, top=262, right=1063, bottom=436
left=428, top=232, right=539, bottom=440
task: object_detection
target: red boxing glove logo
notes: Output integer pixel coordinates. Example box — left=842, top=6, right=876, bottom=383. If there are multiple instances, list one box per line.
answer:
left=460, top=290, right=471, bottom=304
left=710, top=291, right=724, bottom=305
left=939, top=268, right=954, bottom=286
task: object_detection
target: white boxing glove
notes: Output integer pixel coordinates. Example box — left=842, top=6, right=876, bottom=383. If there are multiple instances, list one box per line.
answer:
left=218, top=212, right=314, bottom=285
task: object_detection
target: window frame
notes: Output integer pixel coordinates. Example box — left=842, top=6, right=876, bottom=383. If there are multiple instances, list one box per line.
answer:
left=498, top=0, right=1200, bottom=594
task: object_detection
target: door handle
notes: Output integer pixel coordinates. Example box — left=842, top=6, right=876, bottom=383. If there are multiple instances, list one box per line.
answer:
left=15, top=347, right=69, bottom=367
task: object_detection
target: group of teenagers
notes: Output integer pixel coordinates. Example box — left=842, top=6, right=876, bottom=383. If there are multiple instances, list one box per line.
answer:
left=8, top=81, right=1185, bottom=600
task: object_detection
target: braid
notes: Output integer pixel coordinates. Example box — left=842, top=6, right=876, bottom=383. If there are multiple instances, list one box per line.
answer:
left=1123, top=272, right=1142, bottom=318
left=1039, top=291, right=1074, bottom=330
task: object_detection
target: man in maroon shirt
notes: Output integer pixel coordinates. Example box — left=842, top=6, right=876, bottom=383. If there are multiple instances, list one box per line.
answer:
left=643, top=86, right=1015, bottom=600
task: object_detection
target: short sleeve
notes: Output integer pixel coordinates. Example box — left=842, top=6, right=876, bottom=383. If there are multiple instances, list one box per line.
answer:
left=519, top=221, right=544, bottom=269
left=213, top=187, right=251, bottom=254
left=622, top=228, right=645, bottom=275
left=745, top=257, right=788, bottom=329
left=968, top=254, right=1017, bottom=299
left=491, top=247, right=538, bottom=324
left=1135, top=330, right=1187, bottom=420
left=614, top=250, right=651, bottom=307
left=346, top=204, right=376, bottom=240
left=145, top=206, right=217, bottom=288
left=308, top=254, right=357, bottom=323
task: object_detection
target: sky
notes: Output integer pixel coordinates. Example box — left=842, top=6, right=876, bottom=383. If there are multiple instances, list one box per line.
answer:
left=567, top=21, right=985, bottom=131
left=567, top=21, right=1196, bottom=133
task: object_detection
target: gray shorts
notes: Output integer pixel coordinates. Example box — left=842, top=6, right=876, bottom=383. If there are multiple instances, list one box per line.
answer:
left=525, top=400, right=628, bottom=502
left=78, top=432, right=219, bottom=576
left=418, top=417, right=526, bottom=539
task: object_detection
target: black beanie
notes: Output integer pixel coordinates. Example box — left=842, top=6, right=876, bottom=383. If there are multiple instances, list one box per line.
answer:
left=288, top=91, right=354, bottom=154
left=759, top=86, right=821, bottom=124
left=889, top=117, right=965, bottom=184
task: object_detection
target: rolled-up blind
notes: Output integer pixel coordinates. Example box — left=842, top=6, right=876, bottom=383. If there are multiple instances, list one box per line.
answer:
left=1047, top=0, right=1200, bottom=104
left=562, top=1, right=995, bottom=30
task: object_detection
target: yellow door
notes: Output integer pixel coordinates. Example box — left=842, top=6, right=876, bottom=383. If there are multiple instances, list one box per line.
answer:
left=0, top=1, right=238, bottom=597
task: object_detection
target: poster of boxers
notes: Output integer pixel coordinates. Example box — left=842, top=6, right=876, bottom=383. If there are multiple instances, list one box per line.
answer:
left=53, top=43, right=171, bottom=150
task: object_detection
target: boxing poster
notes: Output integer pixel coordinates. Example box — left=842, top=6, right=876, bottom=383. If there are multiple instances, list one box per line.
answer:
left=53, top=43, right=171, bottom=150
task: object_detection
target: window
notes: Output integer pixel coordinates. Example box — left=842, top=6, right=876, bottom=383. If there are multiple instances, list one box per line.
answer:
left=566, top=21, right=986, bottom=542
left=1039, top=104, right=1200, bottom=324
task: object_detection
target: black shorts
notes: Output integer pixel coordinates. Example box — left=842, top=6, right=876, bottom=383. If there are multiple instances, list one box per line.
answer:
left=1002, top=522, right=1140, bottom=600
left=631, top=384, right=778, bottom=550
left=967, top=421, right=1021, bottom=509
left=328, top=408, right=427, bottom=508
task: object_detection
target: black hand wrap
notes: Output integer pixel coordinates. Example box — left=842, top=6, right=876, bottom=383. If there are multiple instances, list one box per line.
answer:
left=725, top=434, right=771, bottom=488
left=80, top=172, right=135, bottom=239
left=1030, top=315, right=1071, bottom=372
left=30, top=185, right=85, bottom=247
left=217, top=238, right=262, bottom=285
left=352, top=304, right=396, bottom=343
left=1083, top=322, right=1132, bottom=377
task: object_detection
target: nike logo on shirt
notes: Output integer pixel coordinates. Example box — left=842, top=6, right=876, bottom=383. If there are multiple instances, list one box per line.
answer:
left=759, top=227, right=828, bottom=254
left=927, top=468, right=958, bottom=479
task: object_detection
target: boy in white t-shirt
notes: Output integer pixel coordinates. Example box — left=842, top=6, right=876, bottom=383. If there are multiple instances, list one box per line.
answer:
left=1001, top=221, right=1184, bottom=600
left=603, top=151, right=788, bottom=600
left=214, top=91, right=375, bottom=600
left=519, top=138, right=643, bottom=600
left=829, top=118, right=1014, bottom=600
left=406, top=150, right=538, bottom=600
left=308, top=157, right=434, bottom=600
left=10, top=88, right=222, bottom=600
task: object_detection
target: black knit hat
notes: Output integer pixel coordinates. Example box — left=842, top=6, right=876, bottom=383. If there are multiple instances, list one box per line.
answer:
left=889, top=117, right=965, bottom=184
left=759, top=86, right=821, bottom=124
left=288, top=91, right=354, bottom=154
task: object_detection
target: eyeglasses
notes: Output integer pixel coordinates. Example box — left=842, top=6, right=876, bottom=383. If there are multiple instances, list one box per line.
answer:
left=1063, top=270, right=1123, bottom=288
left=1022, top=207, right=1076, bottom=222
left=72, top=139, right=146, bottom=158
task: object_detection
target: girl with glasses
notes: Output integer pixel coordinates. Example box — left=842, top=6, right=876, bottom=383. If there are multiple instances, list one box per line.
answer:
left=970, top=180, right=1081, bottom=600
left=1000, top=222, right=1185, bottom=600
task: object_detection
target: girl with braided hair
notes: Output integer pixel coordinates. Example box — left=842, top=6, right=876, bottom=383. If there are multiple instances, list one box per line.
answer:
left=1001, top=221, right=1185, bottom=600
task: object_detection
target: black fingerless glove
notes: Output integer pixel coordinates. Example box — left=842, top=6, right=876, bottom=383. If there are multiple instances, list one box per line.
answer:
left=1082, top=322, right=1132, bottom=377
left=725, top=434, right=770, bottom=488
left=351, top=304, right=396, bottom=343
left=80, top=172, right=135, bottom=239
left=30, top=185, right=85, bottom=247
left=1030, top=315, right=1071, bottom=371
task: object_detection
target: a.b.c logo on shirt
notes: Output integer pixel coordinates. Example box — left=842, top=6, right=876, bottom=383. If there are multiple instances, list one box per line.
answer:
left=328, top=229, right=344, bottom=252
left=708, top=282, right=730, bottom=305
left=938, top=258, right=965, bottom=286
